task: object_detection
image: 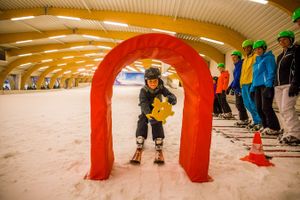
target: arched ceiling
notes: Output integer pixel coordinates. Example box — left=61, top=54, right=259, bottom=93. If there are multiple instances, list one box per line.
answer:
left=0, top=0, right=299, bottom=88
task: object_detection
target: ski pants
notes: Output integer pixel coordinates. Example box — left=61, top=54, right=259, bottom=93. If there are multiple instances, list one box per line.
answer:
left=241, top=84, right=262, bottom=125
left=254, top=86, right=280, bottom=130
left=235, top=94, right=248, bottom=121
left=275, top=84, right=300, bottom=139
left=135, top=113, right=164, bottom=140
left=213, top=95, right=222, bottom=114
left=217, top=92, right=232, bottom=113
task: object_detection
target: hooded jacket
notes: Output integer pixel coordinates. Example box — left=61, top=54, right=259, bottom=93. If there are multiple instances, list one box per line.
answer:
left=229, top=59, right=243, bottom=94
left=251, top=51, right=276, bottom=91
left=240, top=53, right=257, bottom=86
left=275, top=44, right=300, bottom=88
left=139, top=79, right=177, bottom=115
left=216, top=70, right=230, bottom=94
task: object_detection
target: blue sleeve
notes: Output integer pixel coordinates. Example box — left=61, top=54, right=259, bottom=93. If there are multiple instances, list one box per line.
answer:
left=265, top=55, right=276, bottom=88
left=231, top=62, right=242, bottom=89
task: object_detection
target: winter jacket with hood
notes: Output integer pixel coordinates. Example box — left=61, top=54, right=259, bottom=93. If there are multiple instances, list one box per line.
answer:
left=275, top=44, right=300, bottom=88
left=216, top=70, right=230, bottom=94
left=229, top=59, right=243, bottom=94
left=139, top=79, right=177, bottom=115
left=251, top=51, right=276, bottom=91
left=240, top=53, right=257, bottom=86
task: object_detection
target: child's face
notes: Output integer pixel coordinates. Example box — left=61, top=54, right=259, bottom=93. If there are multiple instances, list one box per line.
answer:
left=147, top=79, right=159, bottom=90
left=217, top=67, right=224, bottom=73
left=254, top=47, right=264, bottom=56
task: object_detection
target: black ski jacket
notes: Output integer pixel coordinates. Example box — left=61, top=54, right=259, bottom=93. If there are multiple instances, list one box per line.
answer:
left=275, top=44, right=300, bottom=88
left=139, top=79, right=177, bottom=115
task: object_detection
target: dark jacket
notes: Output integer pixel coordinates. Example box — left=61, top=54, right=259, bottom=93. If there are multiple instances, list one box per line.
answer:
left=139, top=79, right=177, bottom=115
left=275, top=44, right=300, bottom=88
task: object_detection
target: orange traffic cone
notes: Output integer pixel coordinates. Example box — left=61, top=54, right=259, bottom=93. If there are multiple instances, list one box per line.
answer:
left=240, top=131, right=274, bottom=167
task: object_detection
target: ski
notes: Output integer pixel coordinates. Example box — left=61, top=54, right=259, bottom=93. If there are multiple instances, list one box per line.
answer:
left=244, top=146, right=300, bottom=153
left=266, top=155, right=300, bottom=159
left=130, top=148, right=143, bottom=164
left=154, top=150, right=165, bottom=164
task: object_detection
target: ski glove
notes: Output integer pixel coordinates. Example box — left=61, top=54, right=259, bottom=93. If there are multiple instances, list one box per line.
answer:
left=263, top=87, right=274, bottom=99
left=288, top=84, right=299, bottom=97
left=167, top=95, right=177, bottom=105
left=226, top=87, right=231, bottom=95
left=149, top=118, right=160, bottom=125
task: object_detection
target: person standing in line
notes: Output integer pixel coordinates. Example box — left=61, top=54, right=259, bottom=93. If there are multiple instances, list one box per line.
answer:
left=216, top=63, right=233, bottom=119
left=240, top=40, right=262, bottom=131
left=251, top=40, right=281, bottom=135
left=275, top=30, right=300, bottom=145
left=292, top=7, right=300, bottom=27
left=227, top=50, right=249, bottom=127
left=213, top=76, right=222, bottom=117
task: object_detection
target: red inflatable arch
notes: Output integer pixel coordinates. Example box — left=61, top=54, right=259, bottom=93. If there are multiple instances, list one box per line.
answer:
left=87, top=33, right=214, bottom=182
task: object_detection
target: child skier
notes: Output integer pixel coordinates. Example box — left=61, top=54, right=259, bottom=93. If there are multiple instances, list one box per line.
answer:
left=216, top=63, right=233, bottom=119
left=213, top=76, right=222, bottom=117
left=131, top=67, right=177, bottom=164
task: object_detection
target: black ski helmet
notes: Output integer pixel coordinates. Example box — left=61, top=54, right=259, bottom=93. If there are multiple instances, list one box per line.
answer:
left=144, top=67, right=161, bottom=80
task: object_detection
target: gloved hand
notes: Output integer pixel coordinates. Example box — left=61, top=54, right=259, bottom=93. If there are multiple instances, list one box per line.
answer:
left=288, top=84, right=299, bottom=97
left=226, top=87, right=231, bottom=95
left=167, top=95, right=177, bottom=105
left=250, top=91, right=255, bottom=100
left=263, top=87, right=274, bottom=98
left=149, top=118, right=159, bottom=125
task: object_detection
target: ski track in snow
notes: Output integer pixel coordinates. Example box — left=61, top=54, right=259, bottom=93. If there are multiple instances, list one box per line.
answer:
left=0, top=86, right=299, bottom=200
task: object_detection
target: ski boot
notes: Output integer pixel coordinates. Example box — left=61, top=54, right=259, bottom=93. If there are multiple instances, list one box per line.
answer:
left=234, top=119, right=251, bottom=128
left=279, top=135, right=300, bottom=146
left=154, top=138, right=164, bottom=164
left=264, top=128, right=282, bottom=136
left=247, top=124, right=262, bottom=132
left=222, top=112, right=235, bottom=120
left=130, top=136, right=145, bottom=164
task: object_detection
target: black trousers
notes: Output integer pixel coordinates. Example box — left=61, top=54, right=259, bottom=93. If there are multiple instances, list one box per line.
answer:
left=235, top=94, right=249, bottom=120
left=217, top=92, right=232, bottom=113
left=135, top=114, right=164, bottom=140
left=254, top=86, right=280, bottom=130
left=213, top=96, right=222, bottom=114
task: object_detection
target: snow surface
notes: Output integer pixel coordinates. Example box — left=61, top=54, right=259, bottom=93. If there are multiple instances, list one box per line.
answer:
left=0, top=86, right=299, bottom=200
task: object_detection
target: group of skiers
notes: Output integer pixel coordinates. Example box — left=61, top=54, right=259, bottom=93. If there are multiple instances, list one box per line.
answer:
left=213, top=7, right=300, bottom=146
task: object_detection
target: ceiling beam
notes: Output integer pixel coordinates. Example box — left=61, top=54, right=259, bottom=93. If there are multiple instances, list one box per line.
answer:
left=0, top=7, right=246, bottom=51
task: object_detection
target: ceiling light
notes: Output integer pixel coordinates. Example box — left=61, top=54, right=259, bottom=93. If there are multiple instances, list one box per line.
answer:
left=200, top=54, right=205, bottom=57
left=49, top=35, right=66, bottom=39
left=64, top=70, right=71, bottom=74
left=53, top=69, right=62, bottom=72
left=249, top=0, right=268, bottom=4
left=41, top=59, right=53, bottom=63
left=70, top=46, right=84, bottom=49
left=78, top=68, right=86, bottom=72
left=94, top=58, right=103, bottom=61
left=57, top=63, right=67, bottom=66
left=92, top=67, right=97, bottom=70
left=200, top=37, right=224, bottom=45
left=104, top=21, right=128, bottom=27
left=39, top=66, right=49, bottom=70
left=16, top=40, right=33, bottom=44
left=63, top=56, right=74, bottom=59
left=19, top=62, right=32, bottom=67
left=135, top=64, right=144, bottom=68
left=76, top=61, right=85, bottom=64
left=84, top=53, right=97, bottom=57
left=44, top=49, right=58, bottom=53
left=97, top=45, right=112, bottom=50
left=152, top=64, right=161, bottom=67
left=152, top=28, right=176, bottom=35
left=82, top=35, right=100, bottom=39
left=134, top=61, right=143, bottom=64
left=18, top=53, right=32, bottom=57
left=126, top=66, right=138, bottom=72
left=11, top=16, right=35, bottom=21
left=57, top=16, right=81, bottom=21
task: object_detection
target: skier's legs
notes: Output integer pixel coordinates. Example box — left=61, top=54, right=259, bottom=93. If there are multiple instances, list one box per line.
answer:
left=235, top=94, right=248, bottom=120
left=255, top=86, right=267, bottom=128
left=220, top=92, right=232, bottom=113
left=135, top=114, right=148, bottom=139
left=261, top=87, right=280, bottom=130
left=241, top=84, right=262, bottom=124
left=151, top=122, right=165, bottom=140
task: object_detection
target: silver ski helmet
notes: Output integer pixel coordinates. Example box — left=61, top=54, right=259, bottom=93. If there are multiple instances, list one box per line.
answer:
left=144, top=67, right=161, bottom=80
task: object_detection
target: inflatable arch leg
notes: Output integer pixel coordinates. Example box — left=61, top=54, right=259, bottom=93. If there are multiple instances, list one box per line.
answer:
left=87, top=33, right=214, bottom=182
